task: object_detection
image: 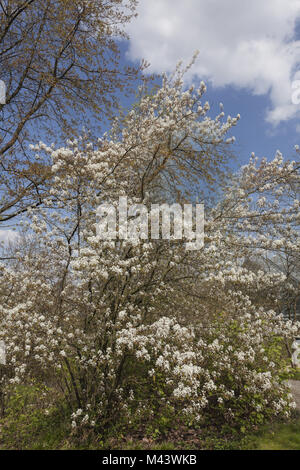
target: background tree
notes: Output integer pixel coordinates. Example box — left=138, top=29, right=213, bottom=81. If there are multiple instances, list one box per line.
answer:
left=0, top=0, right=142, bottom=223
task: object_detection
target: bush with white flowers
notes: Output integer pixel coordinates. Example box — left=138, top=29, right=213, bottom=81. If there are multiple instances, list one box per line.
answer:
left=0, top=61, right=299, bottom=438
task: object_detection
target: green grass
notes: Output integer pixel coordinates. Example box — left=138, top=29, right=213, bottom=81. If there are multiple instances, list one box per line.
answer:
left=245, top=416, right=300, bottom=450
left=121, top=417, right=300, bottom=450
left=289, top=369, right=300, bottom=381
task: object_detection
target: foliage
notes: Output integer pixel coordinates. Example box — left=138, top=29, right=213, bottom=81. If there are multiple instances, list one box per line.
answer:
left=0, top=382, right=69, bottom=449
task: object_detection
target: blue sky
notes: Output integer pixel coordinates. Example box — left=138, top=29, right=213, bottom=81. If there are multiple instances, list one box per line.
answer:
left=123, top=0, right=300, bottom=167
left=202, top=85, right=300, bottom=167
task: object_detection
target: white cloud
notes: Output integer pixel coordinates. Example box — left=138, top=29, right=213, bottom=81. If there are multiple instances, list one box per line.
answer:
left=126, top=0, right=300, bottom=125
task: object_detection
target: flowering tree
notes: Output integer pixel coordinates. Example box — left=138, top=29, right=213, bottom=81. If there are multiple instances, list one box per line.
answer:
left=0, top=62, right=299, bottom=438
